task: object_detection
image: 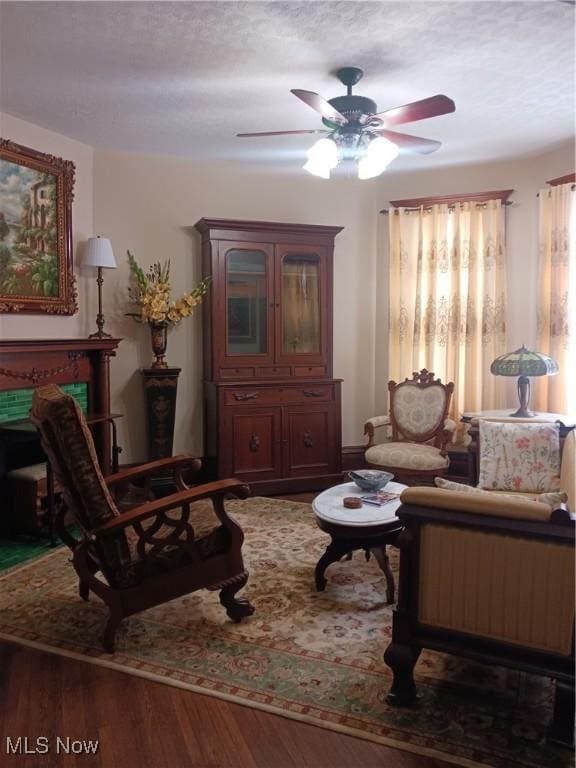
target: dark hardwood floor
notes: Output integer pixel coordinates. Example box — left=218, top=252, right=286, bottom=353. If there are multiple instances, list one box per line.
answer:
left=0, top=642, right=451, bottom=768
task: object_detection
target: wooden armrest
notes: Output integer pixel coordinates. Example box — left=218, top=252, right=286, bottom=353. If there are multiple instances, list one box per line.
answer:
left=94, top=478, right=250, bottom=537
left=105, top=454, right=202, bottom=488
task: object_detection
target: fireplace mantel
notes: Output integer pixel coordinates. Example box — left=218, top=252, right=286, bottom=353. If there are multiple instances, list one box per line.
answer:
left=0, top=337, right=121, bottom=474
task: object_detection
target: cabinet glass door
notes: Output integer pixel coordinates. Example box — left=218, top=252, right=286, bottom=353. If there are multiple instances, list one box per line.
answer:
left=226, top=249, right=269, bottom=357
left=280, top=253, right=321, bottom=355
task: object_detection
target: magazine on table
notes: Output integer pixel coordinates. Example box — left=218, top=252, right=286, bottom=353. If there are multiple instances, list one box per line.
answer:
left=360, top=490, right=400, bottom=507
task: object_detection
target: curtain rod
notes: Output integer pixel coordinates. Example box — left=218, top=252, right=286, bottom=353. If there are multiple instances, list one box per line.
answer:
left=380, top=200, right=513, bottom=214
left=536, top=184, right=576, bottom=197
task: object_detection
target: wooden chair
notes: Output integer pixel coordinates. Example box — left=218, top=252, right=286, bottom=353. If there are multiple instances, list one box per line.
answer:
left=30, top=384, right=254, bottom=653
left=364, top=369, right=456, bottom=485
left=384, top=487, right=575, bottom=748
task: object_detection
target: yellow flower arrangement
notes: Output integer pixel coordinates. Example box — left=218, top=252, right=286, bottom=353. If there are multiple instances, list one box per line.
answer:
left=126, top=250, right=210, bottom=327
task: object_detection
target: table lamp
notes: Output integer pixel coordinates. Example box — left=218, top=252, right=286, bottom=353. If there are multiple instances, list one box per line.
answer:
left=490, top=345, right=559, bottom=417
left=82, top=236, right=117, bottom=338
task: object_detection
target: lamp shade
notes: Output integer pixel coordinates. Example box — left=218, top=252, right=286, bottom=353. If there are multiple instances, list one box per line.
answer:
left=490, top=345, right=558, bottom=418
left=82, top=237, right=117, bottom=269
left=357, top=136, right=400, bottom=180
left=490, top=345, right=559, bottom=377
left=303, top=138, right=339, bottom=179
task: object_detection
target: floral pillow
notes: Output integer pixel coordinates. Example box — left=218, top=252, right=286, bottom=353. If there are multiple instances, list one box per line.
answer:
left=478, top=421, right=561, bottom=493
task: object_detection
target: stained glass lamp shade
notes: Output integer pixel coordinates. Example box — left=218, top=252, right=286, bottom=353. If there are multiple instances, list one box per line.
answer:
left=490, top=345, right=559, bottom=417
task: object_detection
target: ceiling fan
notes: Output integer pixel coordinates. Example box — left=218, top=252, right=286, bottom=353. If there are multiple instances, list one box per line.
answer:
left=237, top=67, right=456, bottom=178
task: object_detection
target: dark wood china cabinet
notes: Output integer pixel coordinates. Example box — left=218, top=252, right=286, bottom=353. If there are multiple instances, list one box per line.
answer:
left=195, top=219, right=343, bottom=494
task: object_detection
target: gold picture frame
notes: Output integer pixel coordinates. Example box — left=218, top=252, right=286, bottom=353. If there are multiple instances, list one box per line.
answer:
left=0, top=138, right=77, bottom=314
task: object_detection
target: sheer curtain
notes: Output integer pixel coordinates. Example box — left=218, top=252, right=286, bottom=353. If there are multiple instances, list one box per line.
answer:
left=388, top=200, right=507, bottom=424
left=534, top=182, right=576, bottom=415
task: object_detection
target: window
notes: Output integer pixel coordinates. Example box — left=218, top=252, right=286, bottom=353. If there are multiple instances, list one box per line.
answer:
left=388, top=191, right=512, bottom=423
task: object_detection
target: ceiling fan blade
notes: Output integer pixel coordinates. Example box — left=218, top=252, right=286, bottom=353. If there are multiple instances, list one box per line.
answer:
left=374, top=129, right=442, bottom=154
left=237, top=129, right=329, bottom=138
left=291, top=89, right=348, bottom=124
left=373, top=95, right=455, bottom=127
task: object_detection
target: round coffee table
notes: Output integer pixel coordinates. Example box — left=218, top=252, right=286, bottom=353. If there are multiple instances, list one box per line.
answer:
left=312, top=481, right=406, bottom=603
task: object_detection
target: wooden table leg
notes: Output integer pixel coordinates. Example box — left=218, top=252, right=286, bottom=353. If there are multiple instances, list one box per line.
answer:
left=371, top=545, right=395, bottom=604
left=314, top=539, right=352, bottom=591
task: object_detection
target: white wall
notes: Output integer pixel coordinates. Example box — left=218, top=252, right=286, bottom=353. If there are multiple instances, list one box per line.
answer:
left=2, top=111, right=572, bottom=460
left=0, top=113, right=94, bottom=338
left=94, top=152, right=379, bottom=461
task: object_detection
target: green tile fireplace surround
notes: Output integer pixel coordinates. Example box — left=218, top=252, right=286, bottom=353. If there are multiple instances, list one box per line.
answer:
left=0, top=382, right=88, bottom=423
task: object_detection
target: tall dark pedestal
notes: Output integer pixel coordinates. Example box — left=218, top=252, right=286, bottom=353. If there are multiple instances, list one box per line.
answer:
left=142, top=367, right=181, bottom=492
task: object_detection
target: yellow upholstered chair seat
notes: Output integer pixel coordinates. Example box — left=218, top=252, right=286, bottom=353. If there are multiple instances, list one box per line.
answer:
left=366, top=442, right=450, bottom=471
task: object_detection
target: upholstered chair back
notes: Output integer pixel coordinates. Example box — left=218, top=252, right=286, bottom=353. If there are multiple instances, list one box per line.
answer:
left=419, top=522, right=573, bottom=655
left=30, top=384, right=131, bottom=586
left=389, top=370, right=453, bottom=445
left=402, top=487, right=575, bottom=657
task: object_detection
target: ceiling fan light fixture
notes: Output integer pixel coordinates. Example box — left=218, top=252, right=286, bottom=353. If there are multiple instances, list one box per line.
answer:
left=303, top=137, right=339, bottom=178
left=238, top=69, right=454, bottom=177
left=357, top=136, right=400, bottom=179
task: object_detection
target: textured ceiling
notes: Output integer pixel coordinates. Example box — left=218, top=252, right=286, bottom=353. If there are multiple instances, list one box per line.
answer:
left=0, top=1, right=574, bottom=173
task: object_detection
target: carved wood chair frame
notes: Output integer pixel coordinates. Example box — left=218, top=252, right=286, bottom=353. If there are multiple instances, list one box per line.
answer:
left=387, top=369, right=454, bottom=448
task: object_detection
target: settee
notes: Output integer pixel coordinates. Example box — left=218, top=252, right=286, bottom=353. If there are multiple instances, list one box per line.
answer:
left=384, top=486, right=575, bottom=747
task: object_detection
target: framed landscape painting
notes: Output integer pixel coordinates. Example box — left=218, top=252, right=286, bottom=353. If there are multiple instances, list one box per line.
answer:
left=0, top=138, right=77, bottom=314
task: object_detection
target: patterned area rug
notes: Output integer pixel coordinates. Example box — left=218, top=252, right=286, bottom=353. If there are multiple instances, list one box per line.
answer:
left=0, top=498, right=572, bottom=768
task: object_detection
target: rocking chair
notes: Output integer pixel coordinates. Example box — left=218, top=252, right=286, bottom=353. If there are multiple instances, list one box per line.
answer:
left=30, top=384, right=254, bottom=652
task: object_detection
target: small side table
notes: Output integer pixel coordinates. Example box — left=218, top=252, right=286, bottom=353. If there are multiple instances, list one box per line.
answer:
left=312, top=481, right=406, bottom=603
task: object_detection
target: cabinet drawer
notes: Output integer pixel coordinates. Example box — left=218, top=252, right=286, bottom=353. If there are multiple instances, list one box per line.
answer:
left=256, top=366, right=291, bottom=378
left=294, top=366, right=326, bottom=377
left=224, top=388, right=280, bottom=405
left=223, top=385, right=333, bottom=406
left=282, top=386, right=332, bottom=403
left=219, top=367, right=255, bottom=379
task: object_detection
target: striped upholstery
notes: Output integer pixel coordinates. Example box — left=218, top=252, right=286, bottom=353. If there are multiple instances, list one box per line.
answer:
left=418, top=523, right=575, bottom=655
